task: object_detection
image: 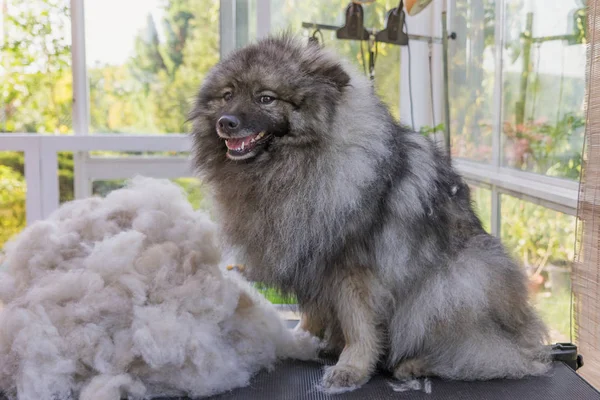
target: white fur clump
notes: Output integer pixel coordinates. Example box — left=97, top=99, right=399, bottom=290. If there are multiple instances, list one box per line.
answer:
left=388, top=378, right=432, bottom=394
left=0, top=177, right=319, bottom=400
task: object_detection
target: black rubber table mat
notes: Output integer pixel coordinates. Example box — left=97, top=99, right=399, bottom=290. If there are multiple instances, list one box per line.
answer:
left=3, top=316, right=596, bottom=399
left=1, top=357, right=596, bottom=399
left=153, top=319, right=600, bottom=399
left=197, top=360, right=598, bottom=400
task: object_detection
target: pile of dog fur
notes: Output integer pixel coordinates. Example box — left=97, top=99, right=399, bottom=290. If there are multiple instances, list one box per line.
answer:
left=0, top=177, right=319, bottom=400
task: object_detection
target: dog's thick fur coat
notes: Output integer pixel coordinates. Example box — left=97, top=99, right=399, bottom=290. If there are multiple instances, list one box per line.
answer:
left=191, top=35, right=551, bottom=392
left=0, top=177, right=319, bottom=400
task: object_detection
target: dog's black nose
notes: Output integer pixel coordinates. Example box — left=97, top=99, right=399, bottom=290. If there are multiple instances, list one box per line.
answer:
left=217, top=115, right=240, bottom=133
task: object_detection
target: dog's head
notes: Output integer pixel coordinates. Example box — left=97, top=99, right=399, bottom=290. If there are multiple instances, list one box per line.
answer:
left=190, top=34, right=351, bottom=163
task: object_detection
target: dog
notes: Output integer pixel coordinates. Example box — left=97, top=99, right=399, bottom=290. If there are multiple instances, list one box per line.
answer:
left=189, top=34, right=551, bottom=393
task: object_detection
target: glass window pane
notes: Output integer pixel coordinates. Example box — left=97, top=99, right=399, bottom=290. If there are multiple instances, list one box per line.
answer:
left=1, top=0, right=72, bottom=134
left=236, top=0, right=255, bottom=49
left=270, top=0, right=401, bottom=119
left=500, top=194, right=576, bottom=343
left=501, top=0, right=586, bottom=180
left=0, top=152, right=26, bottom=249
left=468, top=184, right=492, bottom=233
left=85, top=0, right=220, bottom=134
left=448, top=0, right=495, bottom=162
left=58, top=151, right=75, bottom=204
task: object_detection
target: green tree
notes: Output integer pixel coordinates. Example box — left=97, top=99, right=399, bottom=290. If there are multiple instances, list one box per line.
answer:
left=1, top=0, right=74, bottom=248
left=1, top=0, right=72, bottom=133
left=130, top=14, right=167, bottom=87
left=88, top=0, right=219, bottom=134
left=162, top=0, right=195, bottom=75
left=146, top=0, right=220, bottom=133
left=0, top=165, right=26, bottom=246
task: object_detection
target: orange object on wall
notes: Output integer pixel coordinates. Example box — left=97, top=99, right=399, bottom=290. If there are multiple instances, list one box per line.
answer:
left=406, top=0, right=434, bottom=16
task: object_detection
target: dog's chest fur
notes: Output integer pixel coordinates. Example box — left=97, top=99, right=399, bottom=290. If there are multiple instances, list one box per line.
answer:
left=212, top=148, right=391, bottom=294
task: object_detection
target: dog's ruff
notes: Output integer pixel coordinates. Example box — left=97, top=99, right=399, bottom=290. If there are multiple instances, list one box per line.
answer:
left=0, top=177, right=319, bottom=400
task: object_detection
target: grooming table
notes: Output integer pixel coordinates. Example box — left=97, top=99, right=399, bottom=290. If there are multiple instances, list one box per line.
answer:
left=160, top=321, right=600, bottom=400
left=3, top=359, right=596, bottom=400
left=197, top=357, right=599, bottom=400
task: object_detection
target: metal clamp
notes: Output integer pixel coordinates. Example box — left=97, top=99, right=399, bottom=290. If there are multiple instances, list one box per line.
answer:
left=551, top=342, right=584, bottom=371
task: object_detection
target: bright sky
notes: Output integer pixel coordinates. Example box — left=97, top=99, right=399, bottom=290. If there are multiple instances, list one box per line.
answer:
left=85, top=0, right=165, bottom=66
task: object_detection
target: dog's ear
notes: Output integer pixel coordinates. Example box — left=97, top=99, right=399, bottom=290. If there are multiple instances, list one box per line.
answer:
left=302, top=48, right=350, bottom=91
left=311, top=60, right=351, bottom=91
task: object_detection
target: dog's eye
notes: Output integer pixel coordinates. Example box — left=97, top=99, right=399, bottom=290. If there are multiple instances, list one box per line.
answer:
left=223, top=91, right=233, bottom=101
left=258, top=95, right=275, bottom=105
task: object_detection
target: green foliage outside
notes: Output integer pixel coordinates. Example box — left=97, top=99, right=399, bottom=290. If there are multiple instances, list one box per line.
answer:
left=1, top=0, right=73, bottom=134
left=504, top=196, right=574, bottom=342
left=0, top=166, right=26, bottom=246
left=535, top=288, right=572, bottom=343
left=253, top=283, right=296, bottom=305
left=469, top=185, right=492, bottom=234
left=501, top=195, right=575, bottom=274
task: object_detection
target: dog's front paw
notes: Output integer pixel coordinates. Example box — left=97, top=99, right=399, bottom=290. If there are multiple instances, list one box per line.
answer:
left=319, top=364, right=370, bottom=394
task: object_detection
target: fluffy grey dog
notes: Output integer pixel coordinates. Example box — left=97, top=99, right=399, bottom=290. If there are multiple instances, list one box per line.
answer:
left=190, top=34, right=550, bottom=393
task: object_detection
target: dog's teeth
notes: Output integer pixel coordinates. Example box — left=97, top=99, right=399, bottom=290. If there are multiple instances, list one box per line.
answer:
left=241, top=142, right=245, bottom=150
left=258, top=131, right=265, bottom=138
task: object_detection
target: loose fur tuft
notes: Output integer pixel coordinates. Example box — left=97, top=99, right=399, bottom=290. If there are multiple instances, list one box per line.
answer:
left=190, top=34, right=551, bottom=391
left=0, top=177, right=320, bottom=400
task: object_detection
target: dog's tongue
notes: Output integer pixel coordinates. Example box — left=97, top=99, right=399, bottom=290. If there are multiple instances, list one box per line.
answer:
left=226, top=135, right=255, bottom=149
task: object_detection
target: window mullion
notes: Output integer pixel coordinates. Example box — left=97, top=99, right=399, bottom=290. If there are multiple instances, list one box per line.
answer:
left=490, top=0, right=505, bottom=237
left=492, top=0, right=504, bottom=170
left=70, top=0, right=91, bottom=199
left=256, top=0, right=271, bottom=39
left=220, top=0, right=237, bottom=58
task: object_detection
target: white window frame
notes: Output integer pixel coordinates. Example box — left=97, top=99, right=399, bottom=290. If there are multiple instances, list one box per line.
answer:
left=0, top=0, right=579, bottom=231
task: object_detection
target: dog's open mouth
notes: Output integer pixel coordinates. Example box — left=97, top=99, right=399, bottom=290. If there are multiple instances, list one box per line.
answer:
left=224, top=131, right=271, bottom=160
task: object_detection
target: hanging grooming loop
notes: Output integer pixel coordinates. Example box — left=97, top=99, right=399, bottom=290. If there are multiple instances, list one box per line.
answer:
left=308, top=27, right=324, bottom=46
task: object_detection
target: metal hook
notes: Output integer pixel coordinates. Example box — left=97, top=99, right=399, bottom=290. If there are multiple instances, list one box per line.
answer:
left=308, top=27, right=324, bottom=46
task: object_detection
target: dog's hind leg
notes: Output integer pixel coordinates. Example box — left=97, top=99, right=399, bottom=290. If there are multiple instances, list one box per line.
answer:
left=319, top=271, right=383, bottom=393
left=295, top=309, right=325, bottom=338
